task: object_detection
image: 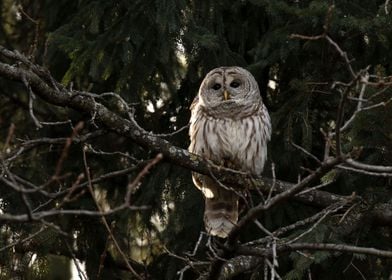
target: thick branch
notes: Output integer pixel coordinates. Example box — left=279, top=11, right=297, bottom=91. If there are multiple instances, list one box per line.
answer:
left=237, top=242, right=392, bottom=258
left=218, top=242, right=392, bottom=279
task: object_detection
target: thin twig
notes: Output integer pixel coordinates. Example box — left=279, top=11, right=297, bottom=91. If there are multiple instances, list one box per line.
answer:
left=125, top=153, right=163, bottom=205
left=265, top=258, right=281, bottom=280
left=297, top=180, right=335, bottom=196
left=246, top=200, right=349, bottom=247
left=23, top=74, right=42, bottom=128
left=345, top=158, right=392, bottom=173
left=0, top=227, right=46, bottom=252
left=3, top=123, right=16, bottom=152
left=53, top=121, right=84, bottom=179
left=64, top=241, right=88, bottom=280
left=188, top=232, right=207, bottom=257
left=266, top=162, right=276, bottom=202
left=227, top=156, right=343, bottom=244
left=148, top=124, right=190, bottom=138
left=338, top=165, right=392, bottom=177
left=288, top=202, right=347, bottom=244
left=291, top=142, right=321, bottom=164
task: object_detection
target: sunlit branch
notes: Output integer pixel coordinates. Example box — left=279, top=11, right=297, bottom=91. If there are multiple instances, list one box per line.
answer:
left=237, top=243, right=392, bottom=259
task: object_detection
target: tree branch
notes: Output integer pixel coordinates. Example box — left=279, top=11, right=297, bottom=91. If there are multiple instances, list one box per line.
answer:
left=237, top=242, right=392, bottom=259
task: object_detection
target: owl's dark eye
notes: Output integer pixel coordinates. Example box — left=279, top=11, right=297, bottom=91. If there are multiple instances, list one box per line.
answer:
left=230, top=81, right=241, bottom=88
left=212, top=83, right=221, bottom=90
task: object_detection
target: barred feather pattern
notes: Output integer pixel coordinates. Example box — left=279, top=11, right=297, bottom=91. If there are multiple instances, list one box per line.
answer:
left=189, top=66, right=271, bottom=238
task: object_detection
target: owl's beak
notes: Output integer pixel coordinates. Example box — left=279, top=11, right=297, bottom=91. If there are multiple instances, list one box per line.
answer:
left=223, top=90, right=230, bottom=100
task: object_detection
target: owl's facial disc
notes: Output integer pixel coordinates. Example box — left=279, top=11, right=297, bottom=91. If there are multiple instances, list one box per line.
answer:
left=207, top=74, right=242, bottom=102
left=201, top=66, right=260, bottom=109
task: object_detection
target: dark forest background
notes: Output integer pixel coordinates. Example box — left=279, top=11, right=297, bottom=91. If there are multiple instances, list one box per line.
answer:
left=0, top=0, right=391, bottom=279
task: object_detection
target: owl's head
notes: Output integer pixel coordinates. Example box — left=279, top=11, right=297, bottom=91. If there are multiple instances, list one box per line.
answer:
left=198, top=66, right=261, bottom=109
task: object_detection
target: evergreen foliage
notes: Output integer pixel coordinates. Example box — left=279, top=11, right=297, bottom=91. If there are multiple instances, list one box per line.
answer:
left=0, top=0, right=391, bottom=279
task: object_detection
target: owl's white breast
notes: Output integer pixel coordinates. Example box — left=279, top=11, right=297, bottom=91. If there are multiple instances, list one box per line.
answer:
left=189, top=104, right=271, bottom=175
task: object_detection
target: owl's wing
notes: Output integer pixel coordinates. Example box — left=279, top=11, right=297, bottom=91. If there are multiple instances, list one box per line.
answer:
left=259, top=103, right=272, bottom=142
left=190, top=95, right=200, bottom=110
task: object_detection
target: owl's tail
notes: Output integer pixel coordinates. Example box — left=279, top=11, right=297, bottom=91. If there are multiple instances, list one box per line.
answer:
left=204, top=186, right=239, bottom=238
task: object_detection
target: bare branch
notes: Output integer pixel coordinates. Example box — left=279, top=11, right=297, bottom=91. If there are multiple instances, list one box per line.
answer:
left=287, top=202, right=347, bottom=244
left=227, top=157, right=344, bottom=244
left=0, top=226, right=46, bottom=252
left=339, top=73, right=368, bottom=133
left=246, top=200, right=349, bottom=247
left=291, top=142, right=321, bottom=164
left=220, top=239, right=392, bottom=279
left=23, top=74, right=42, bottom=128
left=3, top=123, right=15, bottom=152
left=238, top=243, right=392, bottom=259
left=205, top=157, right=345, bottom=279
left=125, top=153, right=163, bottom=205
left=324, top=35, right=357, bottom=78
left=345, top=158, right=392, bottom=173
left=338, top=165, right=392, bottom=177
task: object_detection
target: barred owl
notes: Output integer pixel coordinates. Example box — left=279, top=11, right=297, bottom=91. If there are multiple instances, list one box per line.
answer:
left=189, top=66, right=271, bottom=238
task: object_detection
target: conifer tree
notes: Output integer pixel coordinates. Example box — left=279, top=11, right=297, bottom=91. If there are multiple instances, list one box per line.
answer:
left=0, top=0, right=391, bottom=279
